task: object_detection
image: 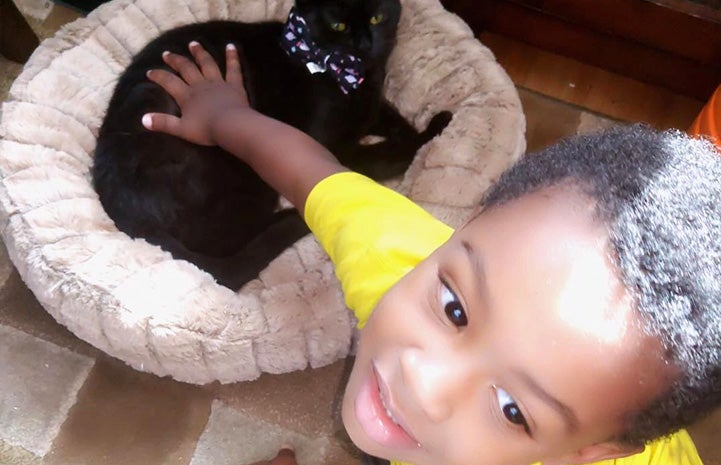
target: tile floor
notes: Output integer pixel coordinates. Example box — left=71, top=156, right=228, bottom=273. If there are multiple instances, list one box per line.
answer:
left=1, top=1, right=720, bottom=465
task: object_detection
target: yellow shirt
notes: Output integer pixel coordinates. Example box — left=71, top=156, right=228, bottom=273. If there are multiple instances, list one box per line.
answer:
left=305, top=172, right=703, bottom=465
left=305, top=171, right=452, bottom=328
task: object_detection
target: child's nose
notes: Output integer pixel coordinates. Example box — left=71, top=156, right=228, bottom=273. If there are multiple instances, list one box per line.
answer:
left=400, top=347, right=466, bottom=423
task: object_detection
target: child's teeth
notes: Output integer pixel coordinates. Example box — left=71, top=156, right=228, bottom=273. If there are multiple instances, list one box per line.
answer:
left=378, top=384, right=420, bottom=447
left=379, top=391, right=399, bottom=425
left=385, top=406, right=397, bottom=423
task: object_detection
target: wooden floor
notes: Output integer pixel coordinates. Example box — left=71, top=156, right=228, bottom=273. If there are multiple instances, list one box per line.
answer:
left=479, top=32, right=707, bottom=131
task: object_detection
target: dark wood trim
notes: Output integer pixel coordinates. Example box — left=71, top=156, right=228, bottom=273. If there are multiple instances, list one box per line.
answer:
left=441, top=0, right=721, bottom=100
left=498, top=0, right=721, bottom=65
left=0, top=0, right=40, bottom=63
left=647, top=0, right=721, bottom=24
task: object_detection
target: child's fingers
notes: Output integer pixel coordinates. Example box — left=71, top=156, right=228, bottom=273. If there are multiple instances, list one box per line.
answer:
left=267, top=447, right=297, bottom=465
left=142, top=113, right=182, bottom=137
left=162, top=50, right=204, bottom=84
left=146, top=68, right=189, bottom=106
left=188, top=41, right=223, bottom=81
left=224, top=43, right=245, bottom=92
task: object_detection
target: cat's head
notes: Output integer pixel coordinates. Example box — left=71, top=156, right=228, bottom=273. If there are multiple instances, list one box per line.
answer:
left=294, top=0, right=402, bottom=68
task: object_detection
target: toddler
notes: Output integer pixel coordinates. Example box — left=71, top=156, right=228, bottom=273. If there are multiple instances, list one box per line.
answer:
left=141, top=43, right=720, bottom=465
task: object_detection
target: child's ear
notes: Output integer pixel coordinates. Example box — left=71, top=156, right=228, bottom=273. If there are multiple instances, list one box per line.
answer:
left=543, top=441, right=645, bottom=465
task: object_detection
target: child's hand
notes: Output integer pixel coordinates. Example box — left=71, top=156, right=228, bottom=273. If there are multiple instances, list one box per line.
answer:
left=246, top=447, right=298, bottom=465
left=143, top=41, right=249, bottom=146
left=141, top=40, right=344, bottom=213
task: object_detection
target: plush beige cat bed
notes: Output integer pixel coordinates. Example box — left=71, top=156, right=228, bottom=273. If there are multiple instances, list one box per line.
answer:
left=0, top=0, right=525, bottom=384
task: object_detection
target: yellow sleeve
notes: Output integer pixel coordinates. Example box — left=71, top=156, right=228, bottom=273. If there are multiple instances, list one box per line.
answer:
left=304, top=172, right=452, bottom=327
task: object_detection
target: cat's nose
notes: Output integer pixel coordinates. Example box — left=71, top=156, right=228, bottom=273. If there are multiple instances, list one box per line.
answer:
left=356, top=35, right=372, bottom=53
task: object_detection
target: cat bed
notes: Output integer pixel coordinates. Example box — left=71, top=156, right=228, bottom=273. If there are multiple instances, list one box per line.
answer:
left=0, top=0, right=525, bottom=384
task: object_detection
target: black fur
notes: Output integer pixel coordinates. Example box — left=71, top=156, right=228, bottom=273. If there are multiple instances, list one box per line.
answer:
left=93, top=0, right=450, bottom=290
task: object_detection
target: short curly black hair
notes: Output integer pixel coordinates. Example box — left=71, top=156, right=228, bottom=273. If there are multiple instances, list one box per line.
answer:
left=480, top=124, right=721, bottom=446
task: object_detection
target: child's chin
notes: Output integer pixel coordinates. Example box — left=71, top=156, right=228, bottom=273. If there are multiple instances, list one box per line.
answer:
left=340, top=393, right=370, bottom=450
left=341, top=386, right=385, bottom=458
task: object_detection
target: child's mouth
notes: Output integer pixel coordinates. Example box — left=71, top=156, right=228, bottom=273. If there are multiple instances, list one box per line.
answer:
left=354, top=364, right=421, bottom=450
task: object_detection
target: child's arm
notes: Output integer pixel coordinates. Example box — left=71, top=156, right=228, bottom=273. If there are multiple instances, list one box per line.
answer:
left=142, top=42, right=453, bottom=328
left=142, top=41, right=347, bottom=215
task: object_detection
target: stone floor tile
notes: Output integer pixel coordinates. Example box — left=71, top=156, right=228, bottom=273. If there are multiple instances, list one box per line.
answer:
left=518, top=88, right=582, bottom=153
left=0, top=56, right=23, bottom=117
left=217, top=359, right=351, bottom=438
left=576, top=111, right=620, bottom=135
left=0, top=271, right=99, bottom=358
left=0, top=439, right=44, bottom=465
left=45, top=358, right=214, bottom=465
left=0, top=325, right=94, bottom=457
left=0, top=241, right=14, bottom=291
left=190, top=400, right=329, bottom=465
left=15, top=0, right=54, bottom=21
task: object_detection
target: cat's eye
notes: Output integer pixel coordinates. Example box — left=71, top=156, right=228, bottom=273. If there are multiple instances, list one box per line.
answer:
left=369, top=13, right=384, bottom=25
left=495, top=386, right=530, bottom=434
left=330, top=22, right=347, bottom=32
left=440, top=279, right=468, bottom=327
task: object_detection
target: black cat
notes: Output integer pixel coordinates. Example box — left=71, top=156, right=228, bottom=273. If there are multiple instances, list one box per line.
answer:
left=93, top=0, right=450, bottom=290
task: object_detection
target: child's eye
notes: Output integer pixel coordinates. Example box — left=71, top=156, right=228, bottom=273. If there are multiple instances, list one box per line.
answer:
left=330, top=22, right=347, bottom=32
left=440, top=280, right=468, bottom=327
left=495, top=386, right=530, bottom=434
left=369, top=14, right=384, bottom=25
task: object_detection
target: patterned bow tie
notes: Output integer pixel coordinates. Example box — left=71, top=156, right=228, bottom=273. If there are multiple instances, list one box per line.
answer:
left=280, top=7, right=365, bottom=95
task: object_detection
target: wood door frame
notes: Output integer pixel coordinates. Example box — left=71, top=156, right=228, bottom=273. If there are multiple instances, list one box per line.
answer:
left=440, top=0, right=721, bottom=100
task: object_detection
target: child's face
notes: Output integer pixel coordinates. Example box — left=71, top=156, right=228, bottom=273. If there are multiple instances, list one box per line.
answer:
left=341, top=185, right=674, bottom=465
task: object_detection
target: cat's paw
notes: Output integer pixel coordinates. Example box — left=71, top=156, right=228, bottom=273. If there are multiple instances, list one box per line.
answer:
left=422, top=110, right=453, bottom=141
